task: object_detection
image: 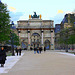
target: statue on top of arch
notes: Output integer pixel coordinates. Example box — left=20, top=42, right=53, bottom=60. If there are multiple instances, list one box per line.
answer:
left=31, top=12, right=39, bottom=18
left=29, top=12, right=42, bottom=19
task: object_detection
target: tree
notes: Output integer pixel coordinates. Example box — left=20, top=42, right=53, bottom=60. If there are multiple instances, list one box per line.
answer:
left=68, top=34, right=75, bottom=44
left=12, top=32, right=20, bottom=46
left=0, top=1, right=10, bottom=44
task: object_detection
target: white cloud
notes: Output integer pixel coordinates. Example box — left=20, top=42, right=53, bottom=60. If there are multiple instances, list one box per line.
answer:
left=50, top=13, right=65, bottom=26
left=9, top=12, right=24, bottom=24
left=57, top=10, right=64, bottom=14
left=51, top=10, right=73, bottom=26
left=8, top=6, right=16, bottom=12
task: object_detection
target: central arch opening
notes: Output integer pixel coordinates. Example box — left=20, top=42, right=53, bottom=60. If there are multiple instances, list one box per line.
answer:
left=31, top=33, right=41, bottom=48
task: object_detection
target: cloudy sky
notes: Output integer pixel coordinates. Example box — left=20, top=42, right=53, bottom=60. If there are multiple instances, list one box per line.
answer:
left=1, top=0, right=75, bottom=25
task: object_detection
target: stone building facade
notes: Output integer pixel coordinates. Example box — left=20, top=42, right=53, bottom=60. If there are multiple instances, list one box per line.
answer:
left=55, top=13, right=75, bottom=50
left=17, top=12, right=55, bottom=50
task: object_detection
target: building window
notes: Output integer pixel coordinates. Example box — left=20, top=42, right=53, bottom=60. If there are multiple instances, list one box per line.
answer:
left=37, top=39, right=39, bottom=42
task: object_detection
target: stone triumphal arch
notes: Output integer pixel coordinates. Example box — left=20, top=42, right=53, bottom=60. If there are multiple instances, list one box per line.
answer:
left=17, top=12, right=55, bottom=50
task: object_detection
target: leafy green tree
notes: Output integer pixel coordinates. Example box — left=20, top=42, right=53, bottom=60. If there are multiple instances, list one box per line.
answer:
left=58, top=27, right=75, bottom=45
left=58, top=29, right=68, bottom=44
left=6, top=29, right=20, bottom=47
left=68, top=34, right=75, bottom=44
left=68, top=27, right=75, bottom=44
left=12, top=33, right=20, bottom=46
left=0, top=1, right=10, bottom=44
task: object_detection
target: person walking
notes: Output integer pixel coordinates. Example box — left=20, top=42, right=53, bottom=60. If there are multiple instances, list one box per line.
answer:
left=16, top=47, right=18, bottom=56
left=34, top=47, right=36, bottom=54
left=19, top=48, right=22, bottom=56
left=0, top=47, right=7, bottom=67
left=44, top=47, right=46, bottom=52
left=39, top=47, right=42, bottom=54
left=30, top=47, right=33, bottom=51
left=37, top=47, right=39, bottom=54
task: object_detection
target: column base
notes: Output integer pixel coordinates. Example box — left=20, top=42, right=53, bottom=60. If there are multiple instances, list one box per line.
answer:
left=41, top=44, right=44, bottom=50
left=28, top=44, right=30, bottom=50
left=51, top=44, right=54, bottom=50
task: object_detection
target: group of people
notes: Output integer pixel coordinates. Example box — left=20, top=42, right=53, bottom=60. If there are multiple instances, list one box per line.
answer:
left=0, top=46, right=46, bottom=67
left=0, top=47, right=22, bottom=67
left=0, top=47, right=7, bottom=67
left=34, top=47, right=46, bottom=54
left=15, top=48, right=22, bottom=56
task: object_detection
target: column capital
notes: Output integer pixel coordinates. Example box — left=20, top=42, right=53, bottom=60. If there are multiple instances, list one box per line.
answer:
left=41, top=30, right=44, bottom=33
left=18, top=30, right=21, bottom=33
left=51, top=30, right=53, bottom=33
left=27, top=30, right=30, bottom=33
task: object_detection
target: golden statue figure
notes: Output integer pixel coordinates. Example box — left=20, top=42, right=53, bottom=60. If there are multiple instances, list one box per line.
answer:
left=40, top=14, right=42, bottom=19
left=29, top=15, right=31, bottom=19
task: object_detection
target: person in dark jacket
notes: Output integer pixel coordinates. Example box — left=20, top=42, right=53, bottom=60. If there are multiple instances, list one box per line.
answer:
left=16, top=47, right=18, bottom=56
left=0, top=47, right=7, bottom=67
left=30, top=47, right=33, bottom=51
left=19, top=48, right=22, bottom=56
left=37, top=47, right=39, bottom=54
left=39, top=47, right=42, bottom=54
left=34, top=47, right=37, bottom=54
left=44, top=47, right=46, bottom=52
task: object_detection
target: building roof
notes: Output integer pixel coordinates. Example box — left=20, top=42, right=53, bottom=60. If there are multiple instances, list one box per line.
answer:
left=0, top=0, right=1, bottom=3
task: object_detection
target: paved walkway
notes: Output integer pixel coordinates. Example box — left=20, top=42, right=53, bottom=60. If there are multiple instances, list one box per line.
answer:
left=0, top=50, right=75, bottom=75
left=0, top=52, right=24, bottom=73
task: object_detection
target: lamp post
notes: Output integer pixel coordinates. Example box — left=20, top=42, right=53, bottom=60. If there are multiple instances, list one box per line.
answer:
left=10, top=21, right=15, bottom=56
left=65, top=28, right=68, bottom=52
left=74, top=22, right=75, bottom=27
left=18, top=30, right=21, bottom=47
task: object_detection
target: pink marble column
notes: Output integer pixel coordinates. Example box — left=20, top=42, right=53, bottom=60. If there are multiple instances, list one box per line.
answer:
left=18, top=30, right=21, bottom=37
left=28, top=32, right=30, bottom=45
left=41, top=30, right=44, bottom=48
left=18, top=30, right=21, bottom=43
left=51, top=32, right=53, bottom=44
left=27, top=30, right=30, bottom=50
left=51, top=30, right=54, bottom=49
left=42, top=32, right=43, bottom=45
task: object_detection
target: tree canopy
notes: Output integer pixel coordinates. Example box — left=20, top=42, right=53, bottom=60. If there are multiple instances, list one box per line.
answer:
left=0, top=2, right=10, bottom=44
left=0, top=2, right=20, bottom=46
left=58, top=27, right=75, bottom=45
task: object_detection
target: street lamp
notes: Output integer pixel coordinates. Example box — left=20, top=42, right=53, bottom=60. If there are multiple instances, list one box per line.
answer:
left=74, top=22, right=75, bottom=27
left=18, top=30, right=21, bottom=45
left=10, top=21, right=15, bottom=56
left=65, top=28, right=68, bottom=52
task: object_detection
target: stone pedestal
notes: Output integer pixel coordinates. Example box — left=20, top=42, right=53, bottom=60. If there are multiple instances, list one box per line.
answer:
left=28, top=44, right=30, bottom=50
